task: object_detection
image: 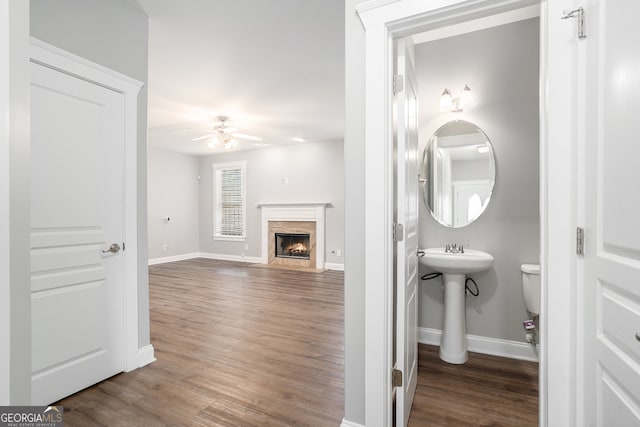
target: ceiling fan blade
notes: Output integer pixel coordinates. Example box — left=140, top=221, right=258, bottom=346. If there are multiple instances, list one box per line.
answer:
left=232, top=132, right=263, bottom=142
left=192, top=134, right=215, bottom=142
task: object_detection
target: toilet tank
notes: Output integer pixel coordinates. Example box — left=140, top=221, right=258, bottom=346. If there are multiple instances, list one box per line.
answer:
left=521, top=264, right=541, bottom=316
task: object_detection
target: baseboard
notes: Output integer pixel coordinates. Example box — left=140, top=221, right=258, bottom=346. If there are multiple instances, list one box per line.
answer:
left=198, top=252, right=263, bottom=264
left=138, top=344, right=156, bottom=368
left=150, top=252, right=339, bottom=267
left=148, top=252, right=199, bottom=265
left=417, top=327, right=539, bottom=362
left=340, top=418, right=365, bottom=427
left=325, top=262, right=345, bottom=271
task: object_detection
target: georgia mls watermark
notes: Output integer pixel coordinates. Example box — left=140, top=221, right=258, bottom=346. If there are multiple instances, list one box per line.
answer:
left=0, top=406, right=63, bottom=427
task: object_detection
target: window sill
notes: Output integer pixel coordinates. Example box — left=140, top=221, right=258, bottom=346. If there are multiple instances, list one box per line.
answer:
left=213, top=235, right=246, bottom=242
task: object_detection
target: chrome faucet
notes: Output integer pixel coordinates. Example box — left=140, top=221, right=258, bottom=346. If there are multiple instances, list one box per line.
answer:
left=445, top=244, right=464, bottom=254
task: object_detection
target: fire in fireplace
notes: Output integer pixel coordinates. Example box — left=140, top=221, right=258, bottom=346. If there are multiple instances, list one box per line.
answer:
left=275, top=233, right=311, bottom=260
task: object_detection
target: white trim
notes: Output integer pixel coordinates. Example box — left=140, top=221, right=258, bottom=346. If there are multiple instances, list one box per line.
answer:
left=340, top=419, right=366, bottom=427
left=30, top=38, right=142, bottom=89
left=198, top=252, right=262, bottom=264
left=148, top=252, right=263, bottom=265
left=357, top=1, right=547, bottom=426
left=417, top=327, right=540, bottom=362
left=325, top=263, right=345, bottom=271
left=148, top=253, right=200, bottom=265
left=256, top=202, right=331, bottom=208
left=1, top=0, right=31, bottom=405
left=412, top=4, right=540, bottom=45
left=542, top=0, right=577, bottom=424
left=259, top=203, right=327, bottom=269
left=137, top=344, right=156, bottom=368
left=30, top=38, right=143, bottom=374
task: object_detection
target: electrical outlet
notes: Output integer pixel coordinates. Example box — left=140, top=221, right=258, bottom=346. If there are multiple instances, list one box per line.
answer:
left=244, top=244, right=249, bottom=250
left=162, top=244, right=168, bottom=251
left=336, top=249, right=342, bottom=257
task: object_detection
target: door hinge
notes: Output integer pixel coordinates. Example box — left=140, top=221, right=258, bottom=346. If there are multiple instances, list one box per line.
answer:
left=561, top=7, right=586, bottom=39
left=393, top=74, right=404, bottom=94
left=393, top=223, right=404, bottom=242
left=122, top=242, right=126, bottom=251
left=392, top=369, right=403, bottom=387
left=576, top=227, right=584, bottom=255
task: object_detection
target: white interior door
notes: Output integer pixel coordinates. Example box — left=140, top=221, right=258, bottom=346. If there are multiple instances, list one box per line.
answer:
left=580, top=1, right=640, bottom=425
left=30, top=59, right=126, bottom=405
left=395, top=37, right=419, bottom=427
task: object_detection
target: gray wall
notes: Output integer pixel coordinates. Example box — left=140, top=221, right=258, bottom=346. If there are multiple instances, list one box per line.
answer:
left=30, top=0, right=151, bottom=347
left=344, top=0, right=366, bottom=423
left=148, top=149, right=200, bottom=260
left=416, top=19, right=540, bottom=343
left=198, top=141, right=345, bottom=265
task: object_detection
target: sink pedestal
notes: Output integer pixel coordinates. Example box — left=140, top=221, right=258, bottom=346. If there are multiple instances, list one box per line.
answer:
left=418, top=247, right=494, bottom=365
left=440, top=273, right=468, bottom=364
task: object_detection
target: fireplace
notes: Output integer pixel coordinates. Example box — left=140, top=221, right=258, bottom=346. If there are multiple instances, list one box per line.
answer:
left=275, top=233, right=311, bottom=260
left=259, top=203, right=327, bottom=270
left=266, top=220, right=316, bottom=268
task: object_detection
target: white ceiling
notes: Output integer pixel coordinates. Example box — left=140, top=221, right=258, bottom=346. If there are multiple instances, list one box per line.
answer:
left=137, top=0, right=345, bottom=155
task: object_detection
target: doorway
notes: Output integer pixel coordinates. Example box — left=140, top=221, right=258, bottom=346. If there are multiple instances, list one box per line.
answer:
left=353, top=0, right=576, bottom=425
left=405, top=10, right=541, bottom=424
left=29, top=39, right=143, bottom=405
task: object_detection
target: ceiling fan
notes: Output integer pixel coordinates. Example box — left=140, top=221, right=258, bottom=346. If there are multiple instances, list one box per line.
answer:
left=191, top=116, right=263, bottom=148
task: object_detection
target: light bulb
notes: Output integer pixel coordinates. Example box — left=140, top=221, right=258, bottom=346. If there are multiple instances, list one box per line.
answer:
left=440, top=88, right=453, bottom=111
left=460, top=84, right=473, bottom=108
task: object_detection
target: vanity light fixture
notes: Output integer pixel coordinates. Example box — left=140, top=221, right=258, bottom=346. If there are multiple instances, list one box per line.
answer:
left=440, top=84, right=473, bottom=112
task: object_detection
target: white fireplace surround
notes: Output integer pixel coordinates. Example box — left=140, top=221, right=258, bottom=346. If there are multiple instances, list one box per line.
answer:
left=258, top=203, right=328, bottom=269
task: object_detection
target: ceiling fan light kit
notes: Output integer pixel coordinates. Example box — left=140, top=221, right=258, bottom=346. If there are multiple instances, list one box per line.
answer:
left=192, top=115, right=262, bottom=149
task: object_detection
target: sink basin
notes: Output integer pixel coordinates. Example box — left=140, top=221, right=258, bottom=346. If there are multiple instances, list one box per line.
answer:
left=419, top=247, right=494, bottom=364
left=420, top=247, right=494, bottom=274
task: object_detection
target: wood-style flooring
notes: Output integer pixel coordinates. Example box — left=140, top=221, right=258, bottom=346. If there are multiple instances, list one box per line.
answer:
left=408, top=344, right=539, bottom=426
left=56, top=259, right=344, bottom=426
left=55, top=258, right=538, bottom=426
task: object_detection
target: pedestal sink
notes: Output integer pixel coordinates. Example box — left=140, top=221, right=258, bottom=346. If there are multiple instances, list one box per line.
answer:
left=419, top=247, right=494, bottom=364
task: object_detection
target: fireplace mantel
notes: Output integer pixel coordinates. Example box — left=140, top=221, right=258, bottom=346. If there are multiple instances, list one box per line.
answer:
left=257, top=202, right=330, bottom=208
left=259, top=203, right=327, bottom=268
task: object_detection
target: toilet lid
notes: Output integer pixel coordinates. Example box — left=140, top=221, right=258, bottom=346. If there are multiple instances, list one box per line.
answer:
left=521, top=264, right=540, bottom=274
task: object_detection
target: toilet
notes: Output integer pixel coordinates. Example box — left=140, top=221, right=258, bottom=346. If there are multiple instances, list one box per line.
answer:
left=521, top=264, right=541, bottom=316
left=521, top=264, right=540, bottom=344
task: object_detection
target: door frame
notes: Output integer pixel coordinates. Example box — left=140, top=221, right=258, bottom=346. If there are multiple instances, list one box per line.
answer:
left=356, top=0, right=578, bottom=425
left=30, top=38, right=143, bottom=374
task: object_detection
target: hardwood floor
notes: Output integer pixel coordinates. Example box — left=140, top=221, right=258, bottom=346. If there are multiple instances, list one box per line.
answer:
left=56, top=259, right=344, bottom=426
left=408, top=344, right=539, bottom=427
left=54, top=258, right=537, bottom=426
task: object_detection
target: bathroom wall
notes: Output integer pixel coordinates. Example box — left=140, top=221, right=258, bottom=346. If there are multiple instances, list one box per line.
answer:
left=415, top=18, right=540, bottom=344
left=198, top=140, right=345, bottom=266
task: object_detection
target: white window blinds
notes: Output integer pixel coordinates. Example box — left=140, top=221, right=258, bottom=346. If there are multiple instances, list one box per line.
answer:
left=213, top=161, right=246, bottom=240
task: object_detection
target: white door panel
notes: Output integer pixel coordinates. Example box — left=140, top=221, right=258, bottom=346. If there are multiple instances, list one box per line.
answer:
left=30, top=60, right=125, bottom=405
left=395, top=37, right=419, bottom=427
left=581, top=0, right=640, bottom=425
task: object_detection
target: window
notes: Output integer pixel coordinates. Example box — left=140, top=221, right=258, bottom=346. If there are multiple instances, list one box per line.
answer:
left=213, top=161, right=246, bottom=241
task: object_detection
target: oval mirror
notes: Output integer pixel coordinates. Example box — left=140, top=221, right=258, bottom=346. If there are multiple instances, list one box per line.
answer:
left=420, top=120, right=495, bottom=228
